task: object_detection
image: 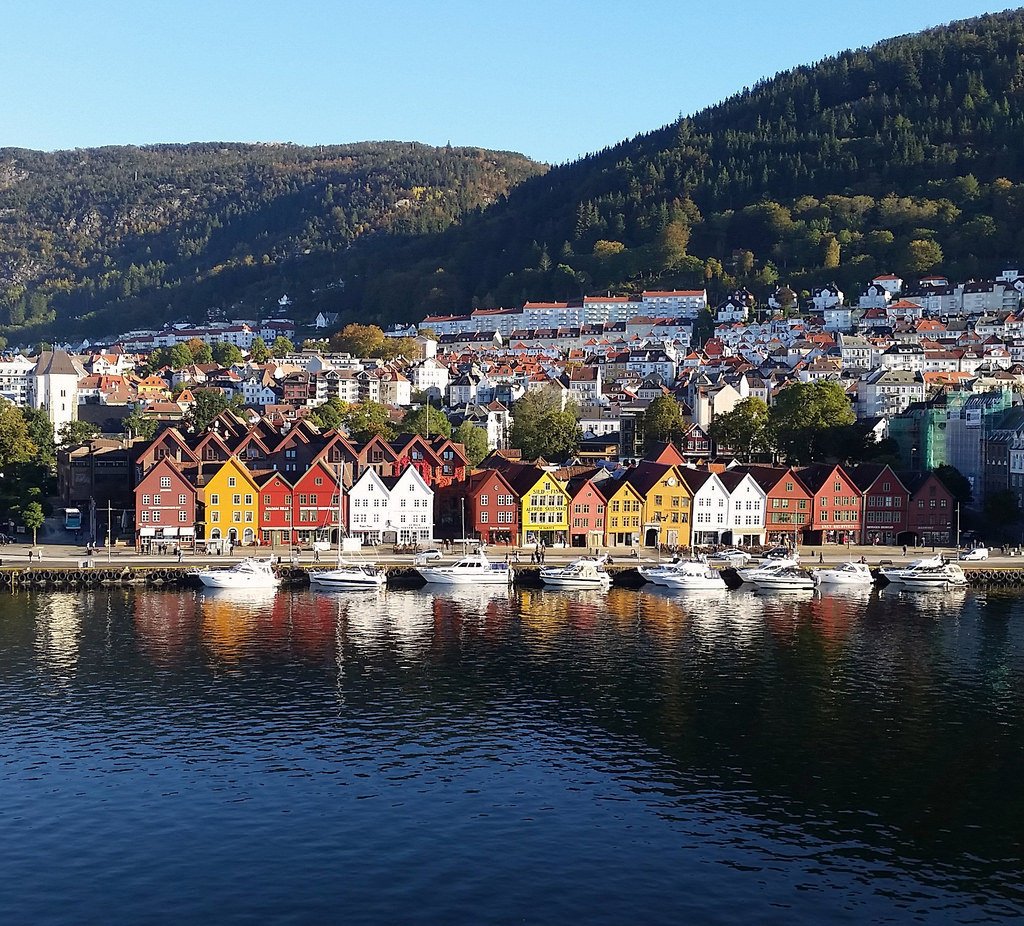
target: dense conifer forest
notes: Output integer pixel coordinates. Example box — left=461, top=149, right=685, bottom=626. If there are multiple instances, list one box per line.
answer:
left=4, top=10, right=1024, bottom=339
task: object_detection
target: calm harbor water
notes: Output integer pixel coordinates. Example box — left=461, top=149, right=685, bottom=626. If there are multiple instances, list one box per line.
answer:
left=1, top=584, right=1022, bottom=924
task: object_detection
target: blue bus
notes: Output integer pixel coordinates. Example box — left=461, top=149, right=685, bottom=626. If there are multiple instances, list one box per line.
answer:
left=64, top=508, right=82, bottom=531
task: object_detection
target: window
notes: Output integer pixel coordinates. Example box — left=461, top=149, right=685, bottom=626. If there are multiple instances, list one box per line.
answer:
left=179, top=494, right=187, bottom=505
left=160, top=476, right=171, bottom=489
left=480, top=495, right=489, bottom=507
left=245, top=494, right=253, bottom=506
left=480, top=512, right=489, bottom=523
left=179, top=511, right=188, bottom=522
left=142, top=494, right=151, bottom=505
left=140, top=511, right=150, bottom=522
left=264, top=495, right=271, bottom=505
left=233, top=512, right=241, bottom=522
left=299, top=494, right=308, bottom=505
left=232, top=494, right=241, bottom=506
left=153, top=495, right=161, bottom=506
left=654, top=495, right=663, bottom=506
left=228, top=477, right=236, bottom=487
left=211, top=511, right=220, bottom=523
left=314, top=477, right=323, bottom=486
left=152, top=511, right=161, bottom=523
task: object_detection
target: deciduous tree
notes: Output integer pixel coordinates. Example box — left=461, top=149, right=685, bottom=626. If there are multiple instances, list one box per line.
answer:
left=510, top=388, right=580, bottom=461
left=58, top=420, right=100, bottom=448
left=402, top=404, right=452, bottom=438
left=709, top=397, right=770, bottom=458
left=23, top=501, right=44, bottom=546
left=642, top=395, right=685, bottom=451
left=340, top=401, right=397, bottom=442
left=452, top=421, right=489, bottom=466
left=769, top=381, right=855, bottom=463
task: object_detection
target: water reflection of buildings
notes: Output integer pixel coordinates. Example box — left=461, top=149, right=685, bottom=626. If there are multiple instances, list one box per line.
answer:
left=34, top=592, right=83, bottom=678
left=134, top=589, right=201, bottom=665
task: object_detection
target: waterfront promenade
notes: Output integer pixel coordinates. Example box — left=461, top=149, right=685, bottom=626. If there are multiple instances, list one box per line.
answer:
left=0, top=539, right=1012, bottom=570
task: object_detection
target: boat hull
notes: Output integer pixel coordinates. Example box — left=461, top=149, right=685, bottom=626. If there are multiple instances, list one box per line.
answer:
left=310, top=570, right=386, bottom=589
left=540, top=575, right=611, bottom=589
left=658, top=576, right=728, bottom=590
left=417, top=569, right=511, bottom=586
left=197, top=573, right=280, bottom=589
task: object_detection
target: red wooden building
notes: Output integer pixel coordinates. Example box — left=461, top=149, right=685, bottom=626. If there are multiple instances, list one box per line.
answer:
left=796, top=464, right=862, bottom=545
left=735, top=465, right=812, bottom=545
left=465, top=469, right=519, bottom=545
left=904, top=472, right=955, bottom=546
left=291, top=460, right=342, bottom=544
left=134, top=458, right=197, bottom=552
left=567, top=474, right=608, bottom=548
left=850, top=464, right=910, bottom=546
left=257, top=471, right=294, bottom=546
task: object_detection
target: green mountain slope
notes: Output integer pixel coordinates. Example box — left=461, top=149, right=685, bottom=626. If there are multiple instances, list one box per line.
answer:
left=7, top=9, right=1024, bottom=340
left=0, top=142, right=542, bottom=341
left=346, top=9, right=1024, bottom=319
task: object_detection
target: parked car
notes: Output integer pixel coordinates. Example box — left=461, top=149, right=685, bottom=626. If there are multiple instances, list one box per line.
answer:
left=413, top=549, right=443, bottom=565
left=710, top=548, right=751, bottom=566
left=0, top=533, right=14, bottom=545
left=762, top=546, right=793, bottom=559
left=958, top=547, right=989, bottom=561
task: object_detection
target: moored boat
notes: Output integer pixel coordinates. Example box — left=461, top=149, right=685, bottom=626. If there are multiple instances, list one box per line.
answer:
left=416, top=549, right=513, bottom=585
left=650, top=559, right=728, bottom=591
left=751, top=566, right=816, bottom=591
left=310, top=560, right=387, bottom=589
left=195, top=557, right=280, bottom=589
left=737, top=556, right=800, bottom=583
left=540, top=555, right=611, bottom=590
left=813, top=561, right=874, bottom=586
left=880, top=556, right=968, bottom=589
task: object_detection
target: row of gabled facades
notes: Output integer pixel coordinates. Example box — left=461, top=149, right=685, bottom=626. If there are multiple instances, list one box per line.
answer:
left=127, top=413, right=956, bottom=551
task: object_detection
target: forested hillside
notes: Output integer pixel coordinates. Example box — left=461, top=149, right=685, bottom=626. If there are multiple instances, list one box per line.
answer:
left=343, top=9, right=1024, bottom=319
left=0, top=142, right=541, bottom=342
left=6, top=10, right=1024, bottom=340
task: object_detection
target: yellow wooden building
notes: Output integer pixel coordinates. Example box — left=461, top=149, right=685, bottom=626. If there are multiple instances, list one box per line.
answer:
left=604, top=478, right=646, bottom=547
left=508, top=466, right=570, bottom=547
left=610, top=463, right=692, bottom=549
left=199, top=457, right=260, bottom=546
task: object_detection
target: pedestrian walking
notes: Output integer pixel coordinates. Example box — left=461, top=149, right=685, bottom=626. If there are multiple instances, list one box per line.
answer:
left=314, top=548, right=320, bottom=563
left=902, top=544, right=907, bottom=557
left=177, top=548, right=183, bottom=564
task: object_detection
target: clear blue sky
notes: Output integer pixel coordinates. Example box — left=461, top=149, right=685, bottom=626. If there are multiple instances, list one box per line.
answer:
left=1, top=1, right=1014, bottom=164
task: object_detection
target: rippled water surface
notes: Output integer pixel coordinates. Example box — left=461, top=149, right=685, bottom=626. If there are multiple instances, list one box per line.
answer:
left=1, top=584, right=1023, bottom=924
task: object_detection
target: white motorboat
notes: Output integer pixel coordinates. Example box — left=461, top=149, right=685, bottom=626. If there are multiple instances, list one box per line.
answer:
left=416, top=549, right=513, bottom=586
left=540, top=555, right=611, bottom=590
left=751, top=566, right=816, bottom=591
left=737, top=556, right=800, bottom=583
left=311, top=466, right=387, bottom=590
left=813, top=561, right=874, bottom=586
left=638, top=556, right=685, bottom=586
left=195, top=557, right=281, bottom=589
left=880, top=557, right=968, bottom=589
left=310, top=560, right=386, bottom=590
left=656, top=560, right=728, bottom=591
